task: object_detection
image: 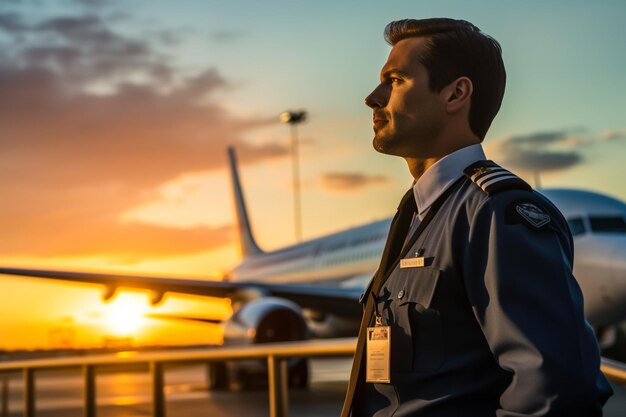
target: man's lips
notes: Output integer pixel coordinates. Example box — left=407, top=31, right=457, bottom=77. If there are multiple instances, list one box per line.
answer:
left=373, top=118, right=387, bottom=127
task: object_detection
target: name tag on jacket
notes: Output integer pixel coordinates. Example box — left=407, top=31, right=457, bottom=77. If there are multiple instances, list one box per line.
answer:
left=400, top=257, right=425, bottom=268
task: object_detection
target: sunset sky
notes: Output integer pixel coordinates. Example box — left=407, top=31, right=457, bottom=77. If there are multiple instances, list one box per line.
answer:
left=0, top=0, right=624, bottom=350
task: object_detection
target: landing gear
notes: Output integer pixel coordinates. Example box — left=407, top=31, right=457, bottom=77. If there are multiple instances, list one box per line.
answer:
left=288, top=359, right=309, bottom=389
left=207, top=361, right=229, bottom=390
left=207, top=359, right=309, bottom=391
left=599, top=325, right=626, bottom=362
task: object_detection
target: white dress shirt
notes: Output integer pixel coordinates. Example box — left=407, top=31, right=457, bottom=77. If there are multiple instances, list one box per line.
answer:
left=413, top=144, right=486, bottom=220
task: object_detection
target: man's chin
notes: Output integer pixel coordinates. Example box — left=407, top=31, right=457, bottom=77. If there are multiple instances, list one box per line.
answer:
left=373, top=134, right=398, bottom=155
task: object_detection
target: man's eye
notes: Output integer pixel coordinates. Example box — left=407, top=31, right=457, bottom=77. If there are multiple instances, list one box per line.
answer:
left=390, top=77, right=401, bottom=84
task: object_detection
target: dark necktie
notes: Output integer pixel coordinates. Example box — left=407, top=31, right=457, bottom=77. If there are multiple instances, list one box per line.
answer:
left=378, top=188, right=417, bottom=277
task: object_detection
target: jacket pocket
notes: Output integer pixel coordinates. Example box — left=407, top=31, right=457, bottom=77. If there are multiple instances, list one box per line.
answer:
left=384, top=267, right=444, bottom=374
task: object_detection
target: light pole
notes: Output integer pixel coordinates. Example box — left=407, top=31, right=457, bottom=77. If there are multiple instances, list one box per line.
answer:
left=280, top=110, right=306, bottom=242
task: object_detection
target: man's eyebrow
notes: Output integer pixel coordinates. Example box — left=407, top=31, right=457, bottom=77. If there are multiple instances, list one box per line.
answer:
left=380, top=69, right=411, bottom=80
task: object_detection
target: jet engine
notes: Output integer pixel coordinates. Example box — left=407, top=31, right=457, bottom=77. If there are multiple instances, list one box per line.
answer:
left=209, top=297, right=310, bottom=390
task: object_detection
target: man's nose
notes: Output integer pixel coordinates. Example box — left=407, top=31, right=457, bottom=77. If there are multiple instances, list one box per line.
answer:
left=365, top=85, right=387, bottom=109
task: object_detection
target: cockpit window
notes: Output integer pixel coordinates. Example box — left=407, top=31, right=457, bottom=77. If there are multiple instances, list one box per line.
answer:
left=567, top=217, right=586, bottom=236
left=589, top=216, right=626, bottom=233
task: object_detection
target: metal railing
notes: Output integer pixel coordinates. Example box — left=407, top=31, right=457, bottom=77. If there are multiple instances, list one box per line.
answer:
left=0, top=337, right=357, bottom=417
left=1, top=337, right=625, bottom=417
left=601, top=357, right=626, bottom=385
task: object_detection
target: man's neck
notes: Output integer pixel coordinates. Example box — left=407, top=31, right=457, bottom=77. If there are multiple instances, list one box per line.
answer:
left=405, top=157, right=440, bottom=182
left=405, top=133, right=481, bottom=181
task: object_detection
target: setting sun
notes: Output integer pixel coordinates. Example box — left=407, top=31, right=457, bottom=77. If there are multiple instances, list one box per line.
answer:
left=103, top=295, right=148, bottom=337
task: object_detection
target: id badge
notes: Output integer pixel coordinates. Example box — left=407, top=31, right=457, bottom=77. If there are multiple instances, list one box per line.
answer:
left=366, top=322, right=391, bottom=383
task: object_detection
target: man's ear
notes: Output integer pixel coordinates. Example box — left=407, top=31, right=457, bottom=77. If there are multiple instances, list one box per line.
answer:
left=443, top=77, right=473, bottom=114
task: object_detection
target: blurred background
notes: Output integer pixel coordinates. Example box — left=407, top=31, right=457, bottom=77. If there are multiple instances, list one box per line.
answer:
left=0, top=0, right=624, bottom=351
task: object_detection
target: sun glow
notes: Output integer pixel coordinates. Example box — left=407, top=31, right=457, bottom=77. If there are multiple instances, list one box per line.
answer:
left=103, top=295, right=148, bottom=336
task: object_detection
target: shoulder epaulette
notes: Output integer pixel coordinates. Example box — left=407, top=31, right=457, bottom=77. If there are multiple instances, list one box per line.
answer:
left=463, top=160, right=531, bottom=196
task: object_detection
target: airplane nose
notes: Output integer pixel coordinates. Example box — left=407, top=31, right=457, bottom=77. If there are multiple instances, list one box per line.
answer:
left=574, top=234, right=626, bottom=326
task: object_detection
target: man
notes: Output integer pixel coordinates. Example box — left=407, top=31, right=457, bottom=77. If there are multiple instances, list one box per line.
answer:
left=341, top=18, right=612, bottom=416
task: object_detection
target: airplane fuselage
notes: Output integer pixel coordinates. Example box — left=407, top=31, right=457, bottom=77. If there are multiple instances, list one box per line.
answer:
left=231, top=219, right=388, bottom=286
left=231, top=188, right=626, bottom=329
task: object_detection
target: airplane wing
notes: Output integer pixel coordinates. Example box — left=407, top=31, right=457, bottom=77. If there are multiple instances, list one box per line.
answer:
left=0, top=267, right=363, bottom=318
left=146, top=313, right=224, bottom=324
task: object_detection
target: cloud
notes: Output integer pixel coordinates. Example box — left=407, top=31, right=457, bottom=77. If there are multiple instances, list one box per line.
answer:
left=499, top=149, right=582, bottom=171
left=321, top=172, right=389, bottom=192
left=1, top=218, right=233, bottom=259
left=0, top=8, right=286, bottom=259
left=0, top=180, right=237, bottom=258
left=0, top=14, right=171, bottom=85
left=0, top=12, right=27, bottom=33
left=489, top=129, right=625, bottom=172
left=0, top=65, right=285, bottom=189
left=601, top=128, right=626, bottom=140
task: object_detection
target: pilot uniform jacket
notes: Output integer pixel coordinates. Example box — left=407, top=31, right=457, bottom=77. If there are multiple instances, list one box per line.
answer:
left=344, top=158, right=612, bottom=416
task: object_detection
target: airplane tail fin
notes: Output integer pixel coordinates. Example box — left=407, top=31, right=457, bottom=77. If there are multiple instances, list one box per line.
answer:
left=227, top=147, right=263, bottom=258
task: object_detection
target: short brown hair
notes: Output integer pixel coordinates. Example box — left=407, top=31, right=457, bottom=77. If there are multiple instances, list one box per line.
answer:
left=385, top=18, right=506, bottom=140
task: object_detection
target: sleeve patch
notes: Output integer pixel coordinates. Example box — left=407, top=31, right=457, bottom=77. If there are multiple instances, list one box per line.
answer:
left=510, top=202, right=551, bottom=229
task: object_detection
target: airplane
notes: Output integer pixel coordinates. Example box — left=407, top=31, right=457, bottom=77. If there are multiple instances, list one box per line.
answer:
left=1, top=147, right=626, bottom=389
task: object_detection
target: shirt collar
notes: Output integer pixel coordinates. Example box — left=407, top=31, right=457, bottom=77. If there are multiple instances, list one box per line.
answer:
left=413, top=144, right=486, bottom=217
